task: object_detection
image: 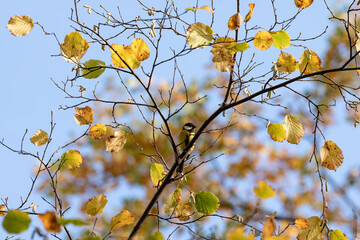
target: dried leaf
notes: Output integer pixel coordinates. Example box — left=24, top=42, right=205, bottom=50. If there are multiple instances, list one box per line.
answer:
left=130, top=38, right=150, bottom=61
left=74, top=106, right=93, bottom=125
left=283, top=114, right=305, bottom=144
left=7, top=15, right=34, bottom=36
left=299, top=49, right=322, bottom=74
left=60, top=32, right=89, bottom=63
left=110, top=44, right=140, bottom=69
left=244, top=4, right=255, bottom=22
left=295, top=219, right=309, bottom=230
left=297, top=216, right=324, bottom=240
left=90, top=123, right=107, bottom=140
left=30, top=129, right=49, bottom=146
left=277, top=52, right=297, bottom=74
left=39, top=212, right=62, bottom=233
left=0, top=205, right=5, bottom=217
left=110, top=210, right=136, bottom=230
left=211, top=48, right=234, bottom=72
left=254, top=30, right=273, bottom=50
left=105, top=130, right=127, bottom=153
left=228, top=13, right=243, bottom=30
left=175, top=202, right=192, bottom=221
left=262, top=214, right=276, bottom=238
left=320, top=140, right=344, bottom=171
left=186, top=23, right=213, bottom=48
left=295, top=0, right=314, bottom=9
left=185, top=5, right=214, bottom=14
left=164, top=188, right=182, bottom=215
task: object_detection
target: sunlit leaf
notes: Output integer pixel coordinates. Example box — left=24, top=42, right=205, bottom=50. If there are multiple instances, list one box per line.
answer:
left=110, top=210, right=136, bottom=230
left=86, top=194, right=108, bottom=216
left=58, top=218, right=89, bottom=226
left=7, top=15, right=34, bottom=36
left=39, top=211, right=62, bottom=233
left=79, top=237, right=101, bottom=240
left=212, top=37, right=237, bottom=53
left=299, top=49, right=322, bottom=74
left=228, top=12, right=243, bottom=30
left=130, top=38, right=150, bottom=61
left=164, top=188, right=182, bottom=215
left=148, top=231, right=164, bottom=240
left=267, top=123, right=286, bottom=142
left=74, top=106, right=93, bottom=125
left=185, top=5, right=214, bottom=14
left=295, top=218, right=309, bottom=230
left=81, top=59, right=106, bottom=79
left=267, top=236, right=292, bottom=240
left=61, top=32, right=89, bottom=63
left=110, top=44, right=140, bottom=69
left=230, top=42, right=250, bottom=52
left=330, top=230, right=349, bottom=240
left=320, top=140, right=344, bottom=171
left=30, top=129, right=49, bottom=146
left=226, top=228, right=255, bottom=240
left=212, top=48, right=234, bottom=72
left=254, top=180, right=275, bottom=199
left=186, top=23, right=213, bottom=48
left=0, top=205, right=5, bottom=217
left=150, top=163, right=166, bottom=186
left=262, top=213, right=276, bottom=238
left=105, top=130, right=127, bottom=153
left=175, top=202, right=192, bottom=221
left=270, top=30, right=291, bottom=49
left=90, top=123, right=107, bottom=140
left=254, top=30, right=273, bottom=50
left=297, top=216, right=324, bottom=240
left=3, top=210, right=31, bottom=233
left=244, top=4, right=255, bottom=22
left=295, top=0, right=314, bottom=9
left=61, top=149, right=83, bottom=170
left=283, top=114, right=305, bottom=144
left=277, top=52, right=297, bottom=73
left=195, top=191, right=219, bottom=215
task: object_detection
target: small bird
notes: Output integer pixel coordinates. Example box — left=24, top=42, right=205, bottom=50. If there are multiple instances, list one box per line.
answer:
left=177, top=122, right=196, bottom=174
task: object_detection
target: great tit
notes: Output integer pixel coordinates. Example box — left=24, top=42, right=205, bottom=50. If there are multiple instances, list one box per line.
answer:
left=177, top=122, right=196, bottom=173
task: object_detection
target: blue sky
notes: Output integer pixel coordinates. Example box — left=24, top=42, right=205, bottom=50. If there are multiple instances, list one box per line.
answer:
left=1, top=0, right=359, bottom=239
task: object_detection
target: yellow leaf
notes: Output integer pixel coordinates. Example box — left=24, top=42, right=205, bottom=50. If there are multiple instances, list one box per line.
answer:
left=267, top=123, right=286, bottom=142
left=110, top=44, right=140, bottom=69
left=330, top=230, right=349, bottom=240
left=297, top=216, right=324, bottom=240
left=74, top=106, right=94, bottom=125
left=226, top=228, right=255, bottom=240
left=283, top=114, right=305, bottom=144
left=294, top=0, right=314, bottom=9
left=267, top=236, right=291, bottom=240
left=228, top=12, right=243, bottom=30
left=262, top=214, right=276, bottom=238
left=7, top=15, right=34, bottom=36
left=90, top=123, right=107, bottom=140
left=320, top=140, right=344, bottom=171
left=299, top=49, right=322, bottom=74
left=254, top=180, right=275, bottom=199
left=105, top=130, right=127, bottom=153
left=110, top=210, right=136, bottom=230
left=86, top=194, right=108, bottom=216
left=61, top=150, right=83, bottom=170
left=164, top=188, right=182, bottom=215
left=230, top=42, right=250, bottom=52
left=295, top=219, right=309, bottom=230
left=60, top=32, right=89, bottom=63
left=277, top=52, right=297, bottom=73
left=186, top=23, right=213, bottom=48
left=38, top=211, right=62, bottom=233
left=211, top=48, right=234, bottom=72
left=212, top=37, right=237, bottom=54
left=130, top=38, right=150, bottom=61
left=0, top=205, right=5, bottom=217
left=185, top=5, right=214, bottom=14
left=150, top=163, right=167, bottom=186
left=244, top=4, right=255, bottom=22
left=175, top=202, right=192, bottom=221
left=30, top=129, right=49, bottom=146
left=254, top=30, right=273, bottom=50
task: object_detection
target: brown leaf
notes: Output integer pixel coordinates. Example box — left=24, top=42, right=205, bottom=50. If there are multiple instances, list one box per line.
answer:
left=38, top=212, right=62, bottom=233
left=228, top=13, right=243, bottom=30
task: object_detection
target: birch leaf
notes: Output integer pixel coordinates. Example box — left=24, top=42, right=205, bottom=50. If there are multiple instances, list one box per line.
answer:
left=164, top=188, right=182, bottom=215
left=38, top=211, right=62, bottom=233
left=267, top=123, right=286, bottom=142
left=105, top=130, right=127, bottom=153
left=320, top=140, right=344, bottom=171
left=254, top=180, right=275, bottom=199
left=74, top=106, right=93, bottom=125
left=254, top=31, right=273, bottom=50
left=244, top=4, right=255, bottom=22
left=283, top=114, right=305, bottom=144
left=7, top=15, right=34, bottom=36
left=228, top=13, right=243, bottom=30
left=86, top=194, right=108, bottom=216
left=61, top=150, right=83, bottom=170
left=90, top=123, right=107, bottom=140
left=186, top=23, right=213, bottom=48
left=295, top=0, right=314, bottom=9
left=110, top=210, right=135, bottom=230
left=299, top=49, right=322, bottom=74
left=30, top=129, right=49, bottom=146
left=277, top=52, right=298, bottom=73
left=61, top=32, right=89, bottom=63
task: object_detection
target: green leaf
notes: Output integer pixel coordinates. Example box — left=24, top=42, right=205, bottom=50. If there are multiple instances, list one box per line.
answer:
left=3, top=210, right=31, bottom=233
left=148, top=231, right=164, bottom=240
left=60, top=149, right=83, bottom=170
left=81, top=59, right=106, bottom=79
left=186, top=23, right=213, bottom=48
left=267, top=123, right=286, bottom=142
left=150, top=163, right=166, bottom=186
left=58, top=218, right=90, bottom=226
left=297, top=216, right=325, bottom=240
left=195, top=191, right=220, bottom=215
left=86, top=194, right=108, bottom=216
left=283, top=114, right=305, bottom=144
left=330, top=230, right=349, bottom=240
left=230, top=42, right=250, bottom=52
left=270, top=30, right=290, bottom=49
left=254, top=180, right=275, bottom=199
left=164, top=188, right=182, bottom=215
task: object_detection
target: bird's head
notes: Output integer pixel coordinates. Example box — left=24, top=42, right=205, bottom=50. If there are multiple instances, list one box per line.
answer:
left=183, top=122, right=196, bottom=131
